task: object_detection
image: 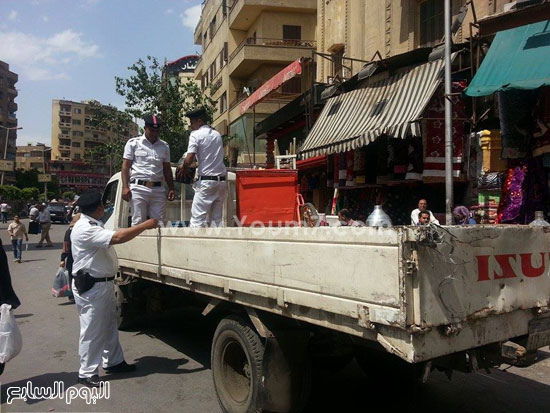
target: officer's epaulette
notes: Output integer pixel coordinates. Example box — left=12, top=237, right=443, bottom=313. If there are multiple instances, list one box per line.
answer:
left=89, top=221, right=98, bottom=226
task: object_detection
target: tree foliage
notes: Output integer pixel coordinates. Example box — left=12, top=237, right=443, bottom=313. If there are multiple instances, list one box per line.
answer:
left=21, top=187, right=39, bottom=201
left=85, top=100, right=136, bottom=173
left=0, top=185, right=21, bottom=200
left=115, top=56, right=217, bottom=162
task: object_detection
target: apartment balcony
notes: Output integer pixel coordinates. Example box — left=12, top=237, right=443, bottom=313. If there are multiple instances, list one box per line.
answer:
left=228, top=37, right=315, bottom=78
left=228, top=0, right=316, bottom=31
left=58, top=145, right=71, bottom=151
left=59, top=110, right=72, bottom=116
left=8, top=102, right=17, bottom=112
left=7, top=86, right=17, bottom=97
left=59, top=121, right=71, bottom=128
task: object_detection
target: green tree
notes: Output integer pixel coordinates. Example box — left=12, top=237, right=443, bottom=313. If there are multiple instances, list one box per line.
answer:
left=21, top=187, right=39, bottom=201
left=115, top=56, right=217, bottom=162
left=85, top=100, right=136, bottom=173
left=0, top=185, right=22, bottom=200
left=15, top=169, right=40, bottom=190
left=62, top=191, right=76, bottom=201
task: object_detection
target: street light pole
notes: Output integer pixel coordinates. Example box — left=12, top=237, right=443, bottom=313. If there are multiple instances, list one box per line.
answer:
left=42, top=147, right=52, bottom=201
left=0, top=126, right=23, bottom=186
left=444, top=0, right=454, bottom=224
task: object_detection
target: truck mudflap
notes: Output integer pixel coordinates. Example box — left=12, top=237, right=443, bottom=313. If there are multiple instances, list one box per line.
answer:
left=409, top=225, right=550, bottom=329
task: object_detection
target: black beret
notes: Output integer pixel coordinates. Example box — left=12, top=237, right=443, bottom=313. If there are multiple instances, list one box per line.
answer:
left=184, top=107, right=207, bottom=119
left=76, top=190, right=102, bottom=209
left=143, top=114, right=163, bottom=129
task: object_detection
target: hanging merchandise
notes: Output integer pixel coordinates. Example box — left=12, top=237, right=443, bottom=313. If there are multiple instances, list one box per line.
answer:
left=333, top=153, right=341, bottom=188
left=346, top=150, right=355, bottom=186
left=327, top=154, right=334, bottom=187
left=497, top=164, right=527, bottom=224
left=406, top=139, right=423, bottom=180
left=423, top=82, right=466, bottom=177
left=339, top=152, right=347, bottom=188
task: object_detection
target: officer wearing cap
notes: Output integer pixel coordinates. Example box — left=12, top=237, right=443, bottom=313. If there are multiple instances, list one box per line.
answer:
left=71, top=190, right=158, bottom=387
left=122, top=114, right=175, bottom=225
left=182, top=107, right=227, bottom=227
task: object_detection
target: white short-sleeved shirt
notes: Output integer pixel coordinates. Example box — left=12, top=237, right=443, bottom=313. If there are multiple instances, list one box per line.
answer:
left=71, top=214, right=118, bottom=278
left=411, top=209, right=439, bottom=225
left=187, top=125, right=226, bottom=177
left=123, top=135, right=171, bottom=182
left=1, top=203, right=9, bottom=212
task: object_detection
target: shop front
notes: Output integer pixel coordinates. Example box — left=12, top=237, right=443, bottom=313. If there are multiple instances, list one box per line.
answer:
left=466, top=18, right=550, bottom=225
left=297, top=50, right=474, bottom=226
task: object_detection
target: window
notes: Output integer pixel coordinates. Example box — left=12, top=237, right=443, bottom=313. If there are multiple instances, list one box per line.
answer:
left=220, top=92, right=227, bottom=113
left=101, top=180, right=118, bottom=224
left=74, top=108, right=82, bottom=114
left=0, top=77, right=4, bottom=86
left=283, top=25, right=301, bottom=41
left=72, top=119, right=81, bottom=125
left=74, top=153, right=81, bottom=160
left=72, top=141, right=81, bottom=147
left=223, top=42, right=228, bottom=62
left=61, top=129, right=70, bottom=135
left=331, top=46, right=345, bottom=79
left=419, top=0, right=445, bottom=47
left=209, top=15, right=217, bottom=40
left=72, top=131, right=84, bottom=137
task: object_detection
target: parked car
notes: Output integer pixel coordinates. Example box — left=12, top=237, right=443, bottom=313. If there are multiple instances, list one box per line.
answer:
left=48, top=203, right=68, bottom=224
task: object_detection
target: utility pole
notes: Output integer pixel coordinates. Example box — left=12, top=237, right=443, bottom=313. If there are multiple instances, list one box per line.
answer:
left=444, top=0, right=453, bottom=225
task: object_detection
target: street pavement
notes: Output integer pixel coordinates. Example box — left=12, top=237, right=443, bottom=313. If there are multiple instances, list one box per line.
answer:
left=0, top=220, right=549, bottom=413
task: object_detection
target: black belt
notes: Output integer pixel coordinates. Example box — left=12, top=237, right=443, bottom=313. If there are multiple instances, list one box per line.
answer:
left=130, top=179, right=162, bottom=187
left=199, top=175, right=226, bottom=181
left=94, top=276, right=115, bottom=282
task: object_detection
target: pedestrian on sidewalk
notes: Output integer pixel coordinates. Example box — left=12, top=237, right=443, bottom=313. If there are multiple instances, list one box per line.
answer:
left=7, top=215, right=28, bottom=263
left=1, top=201, right=10, bottom=224
left=36, top=204, right=53, bottom=248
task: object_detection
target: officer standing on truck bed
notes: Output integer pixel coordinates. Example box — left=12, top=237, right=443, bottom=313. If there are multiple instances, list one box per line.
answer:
left=71, top=190, right=158, bottom=387
left=121, top=114, right=175, bottom=225
left=182, top=107, right=227, bottom=227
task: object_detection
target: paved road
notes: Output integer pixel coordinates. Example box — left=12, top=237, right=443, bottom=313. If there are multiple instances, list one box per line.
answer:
left=1, top=221, right=549, bottom=413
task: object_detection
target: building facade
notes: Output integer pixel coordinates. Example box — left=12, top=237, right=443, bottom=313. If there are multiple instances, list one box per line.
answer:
left=316, top=0, right=512, bottom=83
left=193, top=0, right=317, bottom=165
left=0, top=61, right=19, bottom=184
left=51, top=99, right=139, bottom=191
left=16, top=143, right=51, bottom=173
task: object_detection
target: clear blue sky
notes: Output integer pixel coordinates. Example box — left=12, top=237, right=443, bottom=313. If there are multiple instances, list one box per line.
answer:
left=0, top=0, right=203, bottom=145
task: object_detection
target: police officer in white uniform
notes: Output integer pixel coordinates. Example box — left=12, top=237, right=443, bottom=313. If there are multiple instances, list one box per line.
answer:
left=122, top=114, right=175, bottom=226
left=71, top=190, right=157, bottom=387
left=183, top=107, right=227, bottom=227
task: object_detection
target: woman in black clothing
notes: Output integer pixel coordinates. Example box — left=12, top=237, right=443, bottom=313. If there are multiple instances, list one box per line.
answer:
left=0, top=238, right=20, bottom=375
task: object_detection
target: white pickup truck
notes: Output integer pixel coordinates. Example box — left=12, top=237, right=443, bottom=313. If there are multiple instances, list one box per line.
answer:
left=101, top=170, right=550, bottom=413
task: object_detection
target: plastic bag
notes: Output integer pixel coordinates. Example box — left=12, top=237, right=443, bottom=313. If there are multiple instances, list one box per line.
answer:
left=51, top=268, right=73, bottom=298
left=0, top=304, right=23, bottom=363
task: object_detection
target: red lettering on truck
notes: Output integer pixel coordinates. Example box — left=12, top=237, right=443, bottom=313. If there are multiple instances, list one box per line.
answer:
left=476, top=253, right=547, bottom=281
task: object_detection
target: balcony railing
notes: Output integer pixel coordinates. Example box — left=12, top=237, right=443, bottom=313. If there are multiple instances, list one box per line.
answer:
left=229, top=37, right=316, bottom=62
left=59, top=110, right=72, bottom=116
left=59, top=122, right=71, bottom=127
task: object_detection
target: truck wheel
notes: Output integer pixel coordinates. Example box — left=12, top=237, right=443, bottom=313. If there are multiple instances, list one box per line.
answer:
left=114, top=283, right=143, bottom=330
left=211, top=316, right=264, bottom=413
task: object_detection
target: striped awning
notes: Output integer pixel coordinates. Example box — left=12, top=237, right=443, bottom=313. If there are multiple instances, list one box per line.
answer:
left=300, top=58, right=446, bottom=158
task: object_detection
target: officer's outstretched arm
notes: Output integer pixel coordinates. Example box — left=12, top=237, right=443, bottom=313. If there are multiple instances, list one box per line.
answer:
left=110, top=218, right=158, bottom=245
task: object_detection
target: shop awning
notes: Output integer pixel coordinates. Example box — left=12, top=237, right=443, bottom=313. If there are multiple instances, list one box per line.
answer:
left=466, top=20, right=550, bottom=97
left=240, top=59, right=302, bottom=115
left=299, top=58, right=445, bottom=158
left=296, top=155, right=327, bottom=170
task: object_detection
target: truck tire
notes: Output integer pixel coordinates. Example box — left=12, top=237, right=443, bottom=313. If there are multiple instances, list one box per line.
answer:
left=114, top=283, right=142, bottom=330
left=211, top=316, right=264, bottom=413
